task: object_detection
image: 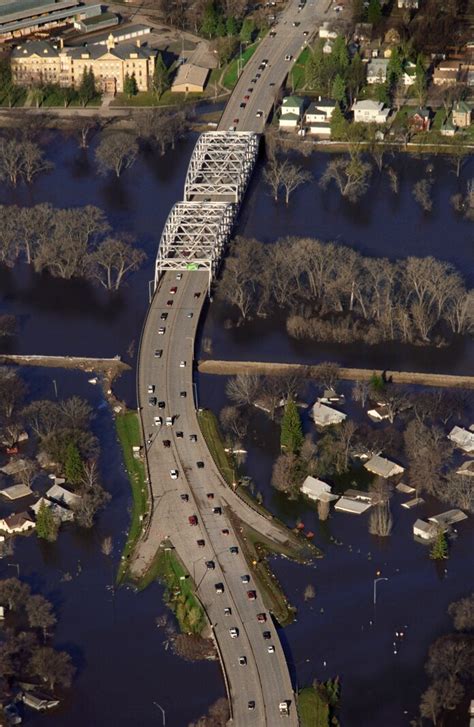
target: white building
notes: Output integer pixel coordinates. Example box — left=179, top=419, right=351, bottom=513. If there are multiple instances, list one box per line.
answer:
left=398, top=0, right=419, bottom=7
left=352, top=99, right=390, bottom=123
left=366, top=58, right=389, bottom=84
left=364, top=455, right=404, bottom=478
left=448, top=426, right=474, bottom=453
left=301, top=476, right=338, bottom=502
left=0, top=512, right=35, bottom=534
left=413, top=519, right=436, bottom=541
left=311, top=402, right=347, bottom=427
left=319, top=22, right=337, bottom=40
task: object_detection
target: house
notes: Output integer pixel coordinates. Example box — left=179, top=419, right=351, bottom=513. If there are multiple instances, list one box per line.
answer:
left=21, top=693, right=60, bottom=711
left=307, top=122, right=331, bottom=137
left=45, top=484, right=81, bottom=509
left=367, top=404, right=390, bottom=422
left=352, top=99, right=390, bottom=123
left=364, top=454, right=405, bottom=478
left=398, top=0, right=419, bottom=7
left=366, top=58, right=389, bottom=84
left=0, top=512, right=35, bottom=534
left=311, top=402, right=347, bottom=427
left=171, top=63, right=209, bottom=94
left=281, top=95, right=305, bottom=117
left=400, top=61, right=417, bottom=86
left=413, top=519, right=437, bottom=541
left=408, top=107, right=431, bottom=132
left=452, top=100, right=472, bottom=127
left=301, top=476, right=338, bottom=502
left=456, top=460, right=474, bottom=477
left=279, top=112, right=301, bottom=129
left=30, top=497, right=74, bottom=523
left=429, top=509, right=468, bottom=528
left=433, top=60, right=461, bottom=86
left=343, top=488, right=376, bottom=504
left=305, top=98, right=336, bottom=136
left=319, top=22, right=338, bottom=40
left=318, top=387, right=344, bottom=405
left=335, top=497, right=371, bottom=514
left=0, top=458, right=29, bottom=476
left=0, top=483, right=33, bottom=500
left=354, top=23, right=373, bottom=42
left=448, top=426, right=474, bottom=453
left=396, top=482, right=416, bottom=494
left=440, top=115, right=456, bottom=136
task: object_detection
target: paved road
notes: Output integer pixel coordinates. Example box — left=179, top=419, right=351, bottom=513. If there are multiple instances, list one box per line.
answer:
left=136, top=1, right=329, bottom=723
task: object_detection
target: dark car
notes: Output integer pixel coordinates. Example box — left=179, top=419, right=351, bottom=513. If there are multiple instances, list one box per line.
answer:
left=207, top=493, right=214, bottom=500
left=188, top=515, right=198, bottom=526
left=196, top=461, right=204, bottom=469
left=215, top=583, right=224, bottom=593
left=239, top=102, right=246, bottom=108
left=163, top=440, right=171, bottom=448
left=229, top=546, right=238, bottom=554
left=212, top=507, right=222, bottom=515
left=166, top=300, right=173, bottom=307
left=262, top=631, right=271, bottom=639
left=197, top=539, right=205, bottom=547
left=206, top=560, right=215, bottom=569
left=194, top=292, right=201, bottom=299
left=180, top=391, right=187, bottom=398
left=176, top=431, right=184, bottom=438
left=158, top=401, right=165, bottom=409
left=148, top=396, right=157, bottom=406
left=160, top=312, right=168, bottom=320
left=180, top=493, right=189, bottom=502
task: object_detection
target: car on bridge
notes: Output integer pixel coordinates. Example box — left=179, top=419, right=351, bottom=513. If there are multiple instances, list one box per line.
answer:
left=154, top=349, right=162, bottom=358
left=224, top=607, right=232, bottom=615
left=239, top=656, right=247, bottom=665
left=215, top=583, right=224, bottom=593
left=247, top=590, right=257, bottom=600
left=158, top=401, right=165, bottom=409
left=170, top=286, right=178, bottom=294
left=229, top=546, right=238, bottom=554
left=248, top=701, right=255, bottom=711
left=262, top=631, right=271, bottom=640
left=257, top=613, right=267, bottom=623
left=206, top=560, right=215, bottom=569
left=229, top=627, right=239, bottom=638
left=166, top=300, right=173, bottom=307
left=166, top=416, right=174, bottom=426
left=154, top=416, right=162, bottom=426
left=268, top=645, right=275, bottom=654
left=147, top=384, right=155, bottom=394
left=181, top=494, right=189, bottom=502
left=180, top=360, right=186, bottom=368
left=188, top=515, right=198, bottom=526
left=148, top=396, right=157, bottom=406
left=158, top=327, right=166, bottom=335
left=196, top=461, right=204, bottom=468
left=163, top=440, right=171, bottom=448
left=256, top=110, right=263, bottom=118
left=180, top=391, right=187, bottom=398
left=241, top=575, right=250, bottom=584
left=170, top=469, right=179, bottom=479
left=212, top=507, right=222, bottom=515
left=160, top=312, right=168, bottom=320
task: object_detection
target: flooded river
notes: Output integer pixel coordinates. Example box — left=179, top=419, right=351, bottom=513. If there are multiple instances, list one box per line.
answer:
left=0, top=132, right=472, bottom=725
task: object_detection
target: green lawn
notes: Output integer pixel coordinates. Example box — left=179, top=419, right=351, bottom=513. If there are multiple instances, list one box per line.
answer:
left=153, top=546, right=206, bottom=634
left=115, top=411, right=148, bottom=584
left=290, top=47, right=311, bottom=91
left=222, top=43, right=258, bottom=90
left=298, top=688, right=330, bottom=727
left=111, top=89, right=203, bottom=107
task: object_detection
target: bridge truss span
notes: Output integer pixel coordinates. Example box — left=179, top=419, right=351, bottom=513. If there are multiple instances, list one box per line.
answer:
left=184, top=131, right=260, bottom=203
left=155, top=201, right=236, bottom=289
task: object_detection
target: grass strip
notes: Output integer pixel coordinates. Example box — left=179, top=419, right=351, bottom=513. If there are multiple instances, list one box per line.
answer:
left=222, top=43, right=258, bottom=90
left=115, top=411, right=148, bottom=584
left=297, top=687, right=330, bottom=727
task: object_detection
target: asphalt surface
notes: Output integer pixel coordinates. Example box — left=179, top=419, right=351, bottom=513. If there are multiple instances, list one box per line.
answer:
left=137, top=1, right=330, bottom=723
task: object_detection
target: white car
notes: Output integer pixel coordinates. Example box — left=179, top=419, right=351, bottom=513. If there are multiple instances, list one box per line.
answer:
left=285, top=54, right=292, bottom=61
left=165, top=416, right=173, bottom=426
left=158, top=327, right=166, bottom=335
left=256, top=110, right=263, bottom=118
left=170, top=469, right=179, bottom=480
left=176, top=273, right=183, bottom=280
left=229, top=125, right=236, bottom=131
left=147, top=384, right=155, bottom=394
left=187, top=312, right=193, bottom=318
left=229, top=627, right=239, bottom=638
left=154, top=416, right=162, bottom=426
left=180, top=360, right=186, bottom=368
left=267, top=645, right=275, bottom=654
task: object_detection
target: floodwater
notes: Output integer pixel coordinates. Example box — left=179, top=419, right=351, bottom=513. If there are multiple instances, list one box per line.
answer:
left=0, top=133, right=472, bottom=725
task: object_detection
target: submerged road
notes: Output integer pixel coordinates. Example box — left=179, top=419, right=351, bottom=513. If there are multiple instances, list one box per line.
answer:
left=136, top=0, right=329, bottom=723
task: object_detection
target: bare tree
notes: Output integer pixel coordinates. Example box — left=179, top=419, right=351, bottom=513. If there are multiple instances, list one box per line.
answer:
left=304, top=584, right=316, bottom=601
left=271, top=452, right=300, bottom=496
left=29, top=647, right=75, bottom=691
left=313, top=362, right=340, bottom=391
left=448, top=594, right=474, bottom=631
left=22, top=141, right=52, bottom=184
left=320, top=153, right=372, bottom=202
left=0, top=368, right=26, bottom=419
left=219, top=406, right=248, bottom=442
left=95, top=132, right=139, bottom=178
left=87, top=236, right=146, bottom=290
left=25, top=595, right=57, bottom=640
left=225, top=374, right=261, bottom=406
left=442, top=472, right=474, bottom=512
left=70, top=115, right=101, bottom=149
left=352, top=380, right=370, bottom=408
left=413, top=178, right=433, bottom=212
left=369, top=503, right=393, bottom=536
left=0, top=577, right=30, bottom=611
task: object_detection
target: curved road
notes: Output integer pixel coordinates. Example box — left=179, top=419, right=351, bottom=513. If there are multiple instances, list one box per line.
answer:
left=136, top=0, right=329, bottom=723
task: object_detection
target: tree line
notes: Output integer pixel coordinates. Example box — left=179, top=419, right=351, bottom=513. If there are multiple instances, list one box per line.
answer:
left=217, top=236, right=473, bottom=346
left=0, top=577, right=75, bottom=699
left=0, top=204, right=145, bottom=290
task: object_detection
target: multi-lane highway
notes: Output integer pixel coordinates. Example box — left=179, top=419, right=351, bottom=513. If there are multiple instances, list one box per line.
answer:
left=135, top=0, right=330, bottom=723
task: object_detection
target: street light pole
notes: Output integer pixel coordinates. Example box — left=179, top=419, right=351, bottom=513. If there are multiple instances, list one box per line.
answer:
left=7, top=563, right=20, bottom=578
left=373, top=576, right=388, bottom=622
left=153, top=702, right=166, bottom=726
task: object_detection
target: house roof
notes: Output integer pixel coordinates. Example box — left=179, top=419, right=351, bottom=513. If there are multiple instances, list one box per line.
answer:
left=172, top=63, right=209, bottom=88
left=280, top=112, right=301, bottom=121
left=413, top=519, right=435, bottom=534
left=282, top=95, right=304, bottom=108
left=46, top=484, right=81, bottom=508
left=311, top=401, right=347, bottom=426
left=456, top=460, right=474, bottom=476
left=441, top=115, right=456, bottom=131
left=364, top=454, right=404, bottom=478
left=409, top=106, right=430, bottom=118
left=454, top=100, right=471, bottom=114
left=428, top=509, right=468, bottom=527
left=0, top=483, right=33, bottom=500
left=334, top=497, right=371, bottom=514
left=353, top=99, right=385, bottom=111
left=12, top=40, right=59, bottom=58
left=301, top=476, right=337, bottom=501
left=448, top=426, right=474, bottom=452
left=1, top=512, right=34, bottom=529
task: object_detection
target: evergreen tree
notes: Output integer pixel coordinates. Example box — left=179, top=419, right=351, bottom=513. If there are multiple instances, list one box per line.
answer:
left=430, top=530, right=449, bottom=560
left=367, top=0, right=382, bottom=25
left=36, top=501, right=59, bottom=542
left=374, top=81, right=390, bottom=105
left=226, top=16, right=239, bottom=36
left=352, top=0, right=366, bottom=23
left=331, top=74, right=347, bottom=106
left=153, top=53, right=170, bottom=99
left=201, top=1, right=219, bottom=38
left=330, top=104, right=348, bottom=139
left=332, top=36, right=349, bottom=75
left=240, top=18, right=255, bottom=44
left=79, top=67, right=96, bottom=107
left=346, top=52, right=365, bottom=103
left=413, top=55, right=427, bottom=106
left=387, top=47, right=403, bottom=87
left=280, top=399, right=304, bottom=455
left=124, top=72, right=138, bottom=98
left=65, top=442, right=83, bottom=485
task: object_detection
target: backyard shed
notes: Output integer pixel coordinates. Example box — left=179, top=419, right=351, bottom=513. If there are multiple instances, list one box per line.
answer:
left=364, top=455, right=404, bottom=478
left=301, top=476, right=338, bottom=502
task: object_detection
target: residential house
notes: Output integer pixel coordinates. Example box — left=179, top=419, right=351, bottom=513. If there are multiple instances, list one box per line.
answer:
left=433, top=60, right=461, bottom=86
left=366, top=58, right=389, bottom=84
left=45, top=484, right=81, bottom=509
left=456, top=460, right=474, bottom=477
left=318, top=387, right=344, bottom=405
left=364, top=454, right=405, bottom=478
left=428, top=509, right=468, bottom=528
left=408, top=107, right=431, bottom=131
left=0, top=512, right=35, bottom=534
left=400, top=61, right=417, bottom=86
left=448, top=426, right=474, bottom=453
left=30, top=497, right=74, bottom=522
left=352, top=99, right=390, bottom=123
left=311, top=401, right=347, bottom=427
left=398, top=0, right=419, bottom=8
left=367, top=404, right=391, bottom=422
left=171, top=63, right=209, bottom=93
left=413, top=519, right=437, bottom=541
left=319, top=22, right=338, bottom=40
left=0, top=483, right=33, bottom=500
left=304, top=97, right=336, bottom=136
left=452, top=100, right=472, bottom=127
left=279, top=95, right=305, bottom=130
left=353, top=23, right=373, bottom=43
left=301, top=476, right=338, bottom=502
left=334, top=497, right=371, bottom=514
left=440, top=115, right=456, bottom=136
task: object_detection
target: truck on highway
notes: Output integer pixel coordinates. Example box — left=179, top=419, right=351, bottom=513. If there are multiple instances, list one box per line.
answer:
left=279, top=701, right=290, bottom=716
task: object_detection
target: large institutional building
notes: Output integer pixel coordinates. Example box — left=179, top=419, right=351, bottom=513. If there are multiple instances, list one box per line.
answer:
left=11, top=35, right=157, bottom=93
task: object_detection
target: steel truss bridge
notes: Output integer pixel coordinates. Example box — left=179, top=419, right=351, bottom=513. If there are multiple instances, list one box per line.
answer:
left=154, top=131, right=260, bottom=289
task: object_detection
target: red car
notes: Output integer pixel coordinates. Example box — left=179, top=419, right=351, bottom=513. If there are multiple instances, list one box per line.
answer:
left=257, top=613, right=266, bottom=623
left=247, top=590, right=257, bottom=600
left=244, top=95, right=250, bottom=101
left=170, top=286, right=178, bottom=295
left=233, top=118, right=239, bottom=124
left=221, top=528, right=229, bottom=535
left=166, top=300, right=173, bottom=307
left=188, top=515, right=198, bottom=526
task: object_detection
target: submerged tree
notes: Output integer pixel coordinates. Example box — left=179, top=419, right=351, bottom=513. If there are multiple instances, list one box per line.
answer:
left=280, top=399, right=304, bottom=454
